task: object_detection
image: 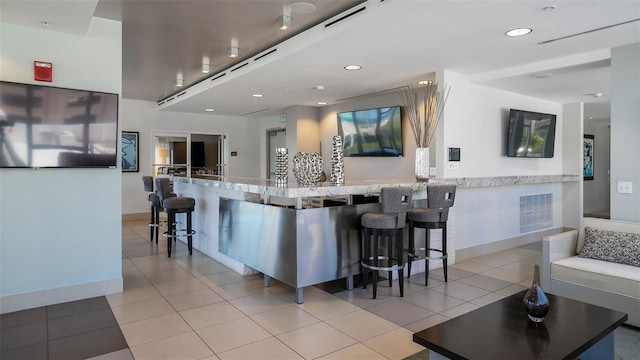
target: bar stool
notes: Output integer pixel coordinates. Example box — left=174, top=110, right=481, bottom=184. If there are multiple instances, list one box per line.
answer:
left=142, top=176, right=161, bottom=243
left=407, top=185, right=456, bottom=286
left=155, top=178, right=196, bottom=257
left=361, top=187, right=413, bottom=299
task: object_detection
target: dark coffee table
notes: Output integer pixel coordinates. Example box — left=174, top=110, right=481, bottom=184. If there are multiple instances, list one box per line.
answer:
left=413, top=290, right=628, bottom=360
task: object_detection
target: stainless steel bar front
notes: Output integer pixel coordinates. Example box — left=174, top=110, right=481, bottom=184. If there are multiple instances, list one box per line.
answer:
left=219, top=198, right=379, bottom=290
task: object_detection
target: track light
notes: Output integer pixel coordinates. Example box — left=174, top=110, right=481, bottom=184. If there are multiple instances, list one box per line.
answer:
left=201, top=56, right=210, bottom=73
left=176, top=71, right=183, bottom=87
left=279, top=6, right=291, bottom=30
left=279, top=15, right=291, bottom=30
left=229, top=38, right=238, bottom=58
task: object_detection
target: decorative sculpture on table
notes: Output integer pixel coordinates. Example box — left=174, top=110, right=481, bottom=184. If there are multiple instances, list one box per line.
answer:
left=523, top=264, right=550, bottom=322
left=274, top=147, right=288, bottom=186
left=292, top=152, right=323, bottom=187
left=330, top=135, right=344, bottom=185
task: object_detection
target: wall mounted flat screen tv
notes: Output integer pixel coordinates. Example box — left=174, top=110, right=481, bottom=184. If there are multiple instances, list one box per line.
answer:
left=337, top=106, right=402, bottom=157
left=507, top=108, right=556, bottom=158
left=0, top=81, right=119, bottom=168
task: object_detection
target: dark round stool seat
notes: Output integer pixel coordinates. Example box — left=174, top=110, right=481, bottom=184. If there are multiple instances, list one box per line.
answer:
left=407, top=208, right=441, bottom=223
left=148, top=193, right=160, bottom=204
left=163, top=197, right=195, bottom=211
left=361, top=213, right=400, bottom=229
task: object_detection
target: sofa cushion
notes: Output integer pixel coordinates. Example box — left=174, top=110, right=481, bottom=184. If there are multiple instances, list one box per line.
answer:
left=551, top=257, right=640, bottom=299
left=577, top=217, right=640, bottom=253
left=578, top=227, right=640, bottom=267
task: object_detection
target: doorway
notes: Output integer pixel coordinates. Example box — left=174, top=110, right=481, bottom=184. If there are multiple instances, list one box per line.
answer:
left=152, top=131, right=228, bottom=177
left=266, top=128, right=286, bottom=180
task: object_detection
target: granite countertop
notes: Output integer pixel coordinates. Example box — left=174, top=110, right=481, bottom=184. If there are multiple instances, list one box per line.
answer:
left=172, top=174, right=580, bottom=199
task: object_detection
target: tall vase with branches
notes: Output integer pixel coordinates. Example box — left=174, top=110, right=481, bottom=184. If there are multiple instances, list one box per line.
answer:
left=399, top=82, right=450, bottom=180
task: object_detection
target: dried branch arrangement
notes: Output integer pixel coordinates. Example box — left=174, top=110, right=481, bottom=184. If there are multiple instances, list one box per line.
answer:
left=399, top=82, right=451, bottom=148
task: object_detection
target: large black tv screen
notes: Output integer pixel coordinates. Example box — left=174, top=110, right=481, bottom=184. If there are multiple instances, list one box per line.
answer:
left=507, top=109, right=556, bottom=158
left=0, top=81, right=119, bottom=168
left=337, top=106, right=402, bottom=157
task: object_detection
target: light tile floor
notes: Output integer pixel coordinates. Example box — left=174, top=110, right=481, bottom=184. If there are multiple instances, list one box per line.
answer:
left=109, top=219, right=542, bottom=359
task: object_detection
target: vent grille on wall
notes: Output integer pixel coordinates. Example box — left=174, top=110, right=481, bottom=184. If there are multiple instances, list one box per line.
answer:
left=520, top=193, right=553, bottom=233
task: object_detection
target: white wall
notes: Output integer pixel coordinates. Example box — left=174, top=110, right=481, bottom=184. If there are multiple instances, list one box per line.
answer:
left=319, top=92, right=416, bottom=180
left=438, top=70, right=566, bottom=250
left=0, top=19, right=122, bottom=312
left=610, top=43, right=640, bottom=222
left=562, top=103, right=583, bottom=229
left=583, top=120, right=611, bottom=214
left=121, top=99, right=261, bottom=215
left=440, top=70, right=564, bottom=178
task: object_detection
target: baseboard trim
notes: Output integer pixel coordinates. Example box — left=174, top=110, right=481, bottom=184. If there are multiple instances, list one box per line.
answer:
left=0, top=277, right=123, bottom=314
left=456, top=227, right=571, bottom=261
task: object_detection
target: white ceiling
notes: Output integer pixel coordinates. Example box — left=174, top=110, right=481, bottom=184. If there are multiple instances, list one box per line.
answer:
left=1, top=0, right=639, bottom=123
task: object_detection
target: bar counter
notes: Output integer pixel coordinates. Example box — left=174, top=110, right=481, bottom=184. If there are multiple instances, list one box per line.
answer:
left=171, top=174, right=579, bottom=303
left=172, top=176, right=428, bottom=303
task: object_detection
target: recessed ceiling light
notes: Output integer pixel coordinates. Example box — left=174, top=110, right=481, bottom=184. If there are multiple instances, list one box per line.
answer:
left=252, top=94, right=264, bottom=98
left=542, top=6, right=556, bottom=11
left=205, top=108, right=215, bottom=112
left=344, top=65, right=362, bottom=71
left=317, top=101, right=327, bottom=105
left=290, top=2, right=316, bottom=14
left=41, top=20, right=49, bottom=27
left=417, top=80, right=432, bottom=85
left=505, top=28, right=533, bottom=37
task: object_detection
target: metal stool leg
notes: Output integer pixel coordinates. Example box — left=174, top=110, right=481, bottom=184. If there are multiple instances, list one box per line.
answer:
left=155, top=205, right=160, bottom=243
left=372, top=232, right=378, bottom=299
left=425, top=227, right=430, bottom=286
left=396, top=228, right=404, bottom=297
left=363, top=229, right=370, bottom=290
left=150, top=204, right=155, bottom=242
left=408, top=222, right=415, bottom=278
left=187, top=211, right=193, bottom=255
left=387, top=234, right=393, bottom=288
left=442, top=224, right=448, bottom=282
left=167, top=211, right=175, bottom=257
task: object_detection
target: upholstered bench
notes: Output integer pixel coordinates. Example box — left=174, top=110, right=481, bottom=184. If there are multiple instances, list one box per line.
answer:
left=542, top=217, right=640, bottom=327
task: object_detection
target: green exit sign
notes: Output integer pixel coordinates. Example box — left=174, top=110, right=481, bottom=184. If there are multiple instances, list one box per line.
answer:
left=280, top=114, right=286, bottom=123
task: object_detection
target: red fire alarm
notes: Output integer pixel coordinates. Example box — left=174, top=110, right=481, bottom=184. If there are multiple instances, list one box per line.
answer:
left=34, top=61, right=53, bottom=82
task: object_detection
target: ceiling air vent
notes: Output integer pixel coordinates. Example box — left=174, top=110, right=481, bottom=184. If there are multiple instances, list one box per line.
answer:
left=158, top=100, right=165, bottom=106
left=538, top=18, right=639, bottom=45
left=176, top=91, right=187, bottom=98
left=254, top=48, right=278, bottom=62
left=230, top=62, right=249, bottom=72
left=211, top=73, right=227, bottom=82
left=241, top=108, right=271, bottom=116
left=324, top=6, right=366, bottom=29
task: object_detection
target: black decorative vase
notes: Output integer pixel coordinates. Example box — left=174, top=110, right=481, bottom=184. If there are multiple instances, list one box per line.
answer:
left=523, top=264, right=550, bottom=323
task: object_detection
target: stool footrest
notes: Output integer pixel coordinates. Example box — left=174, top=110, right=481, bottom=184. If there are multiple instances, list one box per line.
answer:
left=361, top=262, right=404, bottom=272
left=408, top=248, right=448, bottom=261
left=163, top=230, right=196, bottom=238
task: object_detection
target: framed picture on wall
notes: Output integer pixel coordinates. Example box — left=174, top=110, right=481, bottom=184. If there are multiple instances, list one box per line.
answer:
left=583, top=134, right=594, bottom=180
left=121, top=131, right=139, bottom=172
